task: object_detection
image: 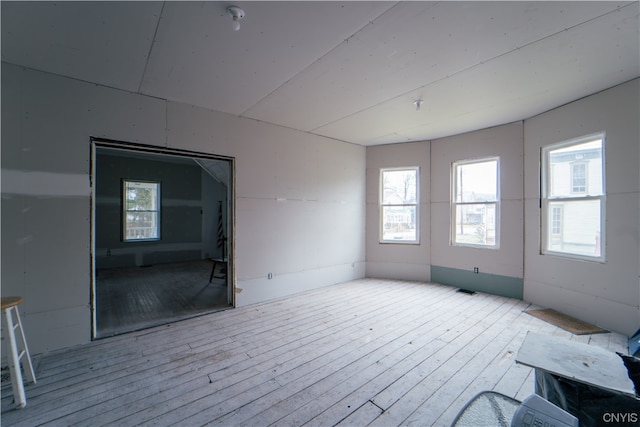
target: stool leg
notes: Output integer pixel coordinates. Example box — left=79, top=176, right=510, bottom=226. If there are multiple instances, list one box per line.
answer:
left=209, top=260, right=218, bottom=283
left=4, top=307, right=27, bottom=409
left=14, top=307, right=36, bottom=385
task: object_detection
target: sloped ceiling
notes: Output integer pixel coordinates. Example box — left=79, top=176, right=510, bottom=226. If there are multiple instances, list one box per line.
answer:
left=2, top=1, right=638, bottom=146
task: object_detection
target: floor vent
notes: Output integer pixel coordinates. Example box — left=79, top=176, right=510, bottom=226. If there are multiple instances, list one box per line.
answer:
left=456, top=288, right=476, bottom=295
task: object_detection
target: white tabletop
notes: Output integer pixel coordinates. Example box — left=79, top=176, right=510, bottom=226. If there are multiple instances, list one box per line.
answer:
left=516, top=332, right=636, bottom=398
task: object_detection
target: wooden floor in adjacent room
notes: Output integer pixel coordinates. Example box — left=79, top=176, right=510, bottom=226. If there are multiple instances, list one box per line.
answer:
left=1, top=278, right=629, bottom=426
left=95, top=259, right=231, bottom=338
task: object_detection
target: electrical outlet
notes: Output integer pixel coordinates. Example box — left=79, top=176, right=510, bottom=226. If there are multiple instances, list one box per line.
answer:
left=473, top=267, right=479, bottom=274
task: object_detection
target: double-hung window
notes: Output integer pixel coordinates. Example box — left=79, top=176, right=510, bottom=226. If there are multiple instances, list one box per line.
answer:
left=122, top=180, right=161, bottom=241
left=451, top=157, right=499, bottom=248
left=380, top=167, right=419, bottom=243
left=541, top=134, right=605, bottom=260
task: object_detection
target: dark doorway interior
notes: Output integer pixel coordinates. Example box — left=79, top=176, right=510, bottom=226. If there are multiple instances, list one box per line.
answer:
left=95, top=260, right=228, bottom=337
left=92, top=142, right=233, bottom=338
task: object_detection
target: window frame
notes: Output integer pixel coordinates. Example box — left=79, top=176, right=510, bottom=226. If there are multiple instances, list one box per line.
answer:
left=379, top=167, right=420, bottom=244
left=122, top=179, right=161, bottom=242
left=541, top=133, right=606, bottom=262
left=450, top=157, right=500, bottom=249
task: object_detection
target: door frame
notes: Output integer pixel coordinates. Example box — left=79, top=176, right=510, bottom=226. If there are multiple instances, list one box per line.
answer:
left=90, top=137, right=235, bottom=339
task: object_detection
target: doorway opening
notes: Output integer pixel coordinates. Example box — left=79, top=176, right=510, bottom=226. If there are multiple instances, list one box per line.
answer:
left=91, top=139, right=234, bottom=339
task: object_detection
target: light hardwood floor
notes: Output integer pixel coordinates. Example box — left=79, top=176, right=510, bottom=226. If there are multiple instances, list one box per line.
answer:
left=1, top=278, right=629, bottom=426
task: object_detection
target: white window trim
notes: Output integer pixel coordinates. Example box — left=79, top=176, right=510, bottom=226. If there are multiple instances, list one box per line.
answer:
left=379, top=167, right=420, bottom=244
left=122, top=179, right=161, bottom=242
left=541, top=133, right=606, bottom=262
left=450, top=157, right=500, bottom=249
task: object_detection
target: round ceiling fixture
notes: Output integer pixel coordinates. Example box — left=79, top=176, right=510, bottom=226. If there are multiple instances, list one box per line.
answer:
left=227, top=6, right=245, bottom=31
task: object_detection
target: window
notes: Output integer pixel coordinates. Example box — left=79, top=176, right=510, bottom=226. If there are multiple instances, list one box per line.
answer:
left=122, top=180, right=160, bottom=241
left=542, top=134, right=604, bottom=260
left=551, top=205, right=563, bottom=236
left=452, top=157, right=499, bottom=248
left=380, top=167, right=419, bottom=243
left=571, top=162, right=587, bottom=193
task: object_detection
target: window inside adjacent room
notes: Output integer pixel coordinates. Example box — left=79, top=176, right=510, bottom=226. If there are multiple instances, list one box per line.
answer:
left=541, top=134, right=605, bottom=260
left=122, top=180, right=160, bottom=241
left=380, top=167, right=419, bottom=243
left=451, top=157, right=499, bottom=248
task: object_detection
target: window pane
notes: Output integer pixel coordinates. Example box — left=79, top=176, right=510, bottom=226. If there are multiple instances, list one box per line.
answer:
left=382, top=205, right=417, bottom=241
left=455, top=160, right=497, bottom=202
left=125, top=182, right=159, bottom=210
left=547, top=200, right=601, bottom=256
left=382, top=170, right=417, bottom=205
left=454, top=203, right=496, bottom=246
left=548, top=139, right=602, bottom=198
left=125, top=212, right=159, bottom=240
left=123, top=180, right=160, bottom=241
left=126, top=188, right=153, bottom=210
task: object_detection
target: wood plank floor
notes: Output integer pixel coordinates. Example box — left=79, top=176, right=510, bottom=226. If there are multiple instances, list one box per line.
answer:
left=1, top=278, right=629, bottom=426
left=96, top=260, right=230, bottom=338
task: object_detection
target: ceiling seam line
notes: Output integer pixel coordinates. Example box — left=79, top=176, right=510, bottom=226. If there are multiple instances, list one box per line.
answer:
left=237, top=1, right=403, bottom=118
left=6, top=57, right=358, bottom=147
left=0, top=61, right=169, bottom=102
left=137, top=1, right=166, bottom=94
left=235, top=114, right=359, bottom=147
left=307, top=2, right=636, bottom=133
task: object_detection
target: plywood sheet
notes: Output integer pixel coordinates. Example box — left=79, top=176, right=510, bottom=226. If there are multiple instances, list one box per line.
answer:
left=526, top=308, right=608, bottom=335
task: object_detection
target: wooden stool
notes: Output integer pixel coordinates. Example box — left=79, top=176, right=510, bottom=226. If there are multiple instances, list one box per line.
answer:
left=1, top=296, right=36, bottom=409
left=209, top=257, right=228, bottom=283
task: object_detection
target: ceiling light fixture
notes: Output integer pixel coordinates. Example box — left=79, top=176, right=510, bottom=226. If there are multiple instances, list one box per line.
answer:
left=227, top=6, right=245, bottom=31
left=414, top=99, right=423, bottom=111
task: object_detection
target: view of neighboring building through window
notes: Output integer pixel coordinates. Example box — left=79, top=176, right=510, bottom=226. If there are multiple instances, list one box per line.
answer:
left=123, top=180, right=160, bottom=241
left=451, top=157, right=499, bottom=248
left=551, top=205, right=563, bottom=236
left=380, top=167, right=419, bottom=243
left=571, top=162, right=587, bottom=193
left=542, top=134, right=604, bottom=260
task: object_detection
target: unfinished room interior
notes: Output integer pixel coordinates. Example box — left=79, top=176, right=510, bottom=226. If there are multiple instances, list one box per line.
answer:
left=1, top=1, right=639, bottom=425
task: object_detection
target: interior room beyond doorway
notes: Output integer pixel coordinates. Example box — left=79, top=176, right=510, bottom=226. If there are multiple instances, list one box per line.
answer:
left=92, top=141, right=233, bottom=338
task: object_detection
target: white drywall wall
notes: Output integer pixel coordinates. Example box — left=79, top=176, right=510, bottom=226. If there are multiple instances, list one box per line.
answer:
left=524, top=79, right=639, bottom=336
left=1, top=63, right=366, bottom=354
left=365, top=142, right=431, bottom=281
left=365, top=81, right=638, bottom=337
left=2, top=65, right=166, bottom=354
left=430, top=122, right=525, bottom=279
left=166, top=101, right=367, bottom=306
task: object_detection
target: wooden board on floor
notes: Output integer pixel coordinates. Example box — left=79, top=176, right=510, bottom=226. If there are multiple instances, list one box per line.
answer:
left=525, top=308, right=608, bottom=335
